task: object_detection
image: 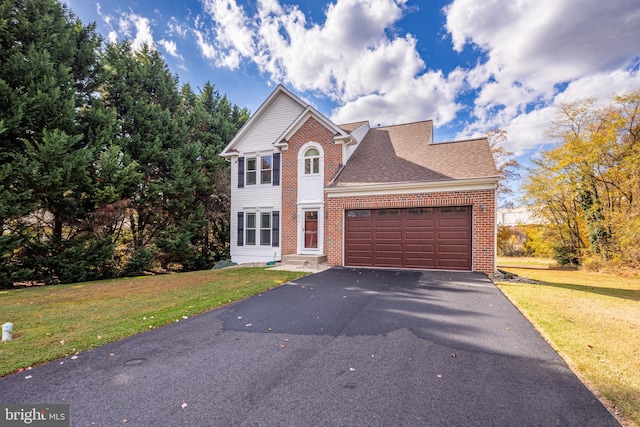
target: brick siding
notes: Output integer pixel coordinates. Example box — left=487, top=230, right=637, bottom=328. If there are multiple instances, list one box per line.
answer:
left=281, top=116, right=343, bottom=255
left=281, top=116, right=496, bottom=275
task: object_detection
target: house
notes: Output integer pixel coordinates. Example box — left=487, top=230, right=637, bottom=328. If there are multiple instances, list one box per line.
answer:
left=220, top=85, right=499, bottom=274
left=498, top=207, right=544, bottom=226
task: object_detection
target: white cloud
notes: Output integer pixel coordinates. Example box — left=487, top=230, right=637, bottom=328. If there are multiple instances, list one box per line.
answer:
left=108, top=31, right=118, bottom=44
left=128, top=13, right=155, bottom=51
left=193, top=29, right=216, bottom=60
left=159, top=39, right=182, bottom=59
left=443, top=0, right=640, bottom=154
left=167, top=17, right=188, bottom=38
left=197, top=0, right=463, bottom=126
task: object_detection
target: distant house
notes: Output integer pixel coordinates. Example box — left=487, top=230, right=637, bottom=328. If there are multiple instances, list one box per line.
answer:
left=220, top=85, right=499, bottom=274
left=497, top=208, right=542, bottom=226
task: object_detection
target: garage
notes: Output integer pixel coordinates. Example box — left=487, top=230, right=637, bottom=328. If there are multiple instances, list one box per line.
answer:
left=345, top=206, right=472, bottom=270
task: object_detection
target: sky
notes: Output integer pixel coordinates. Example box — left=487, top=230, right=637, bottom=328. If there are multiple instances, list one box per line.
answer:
left=64, top=0, right=640, bottom=200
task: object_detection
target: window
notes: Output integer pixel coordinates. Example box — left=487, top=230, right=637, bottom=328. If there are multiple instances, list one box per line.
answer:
left=347, top=210, right=371, bottom=217
left=304, top=148, right=320, bottom=174
left=408, top=208, right=433, bottom=216
left=238, top=211, right=279, bottom=247
left=261, top=155, right=272, bottom=184
left=245, top=213, right=256, bottom=245
left=246, top=158, right=257, bottom=185
left=377, top=209, right=400, bottom=216
left=260, top=213, right=271, bottom=246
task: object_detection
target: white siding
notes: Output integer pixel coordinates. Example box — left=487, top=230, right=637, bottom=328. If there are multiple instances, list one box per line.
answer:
left=343, top=122, right=369, bottom=164
left=229, top=92, right=305, bottom=263
left=235, top=94, right=304, bottom=154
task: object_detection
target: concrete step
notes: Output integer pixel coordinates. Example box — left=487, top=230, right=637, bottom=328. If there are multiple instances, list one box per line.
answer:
left=281, top=254, right=328, bottom=266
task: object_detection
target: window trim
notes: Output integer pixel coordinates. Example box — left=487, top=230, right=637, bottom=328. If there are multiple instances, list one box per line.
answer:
left=238, top=211, right=280, bottom=247
left=260, top=212, right=271, bottom=246
left=246, top=157, right=257, bottom=186
left=304, top=148, right=320, bottom=175
left=260, top=155, right=272, bottom=185
left=245, top=212, right=256, bottom=245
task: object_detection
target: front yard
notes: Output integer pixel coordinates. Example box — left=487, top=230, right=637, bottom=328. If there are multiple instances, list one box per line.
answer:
left=496, top=265, right=640, bottom=427
left=0, top=267, right=308, bottom=377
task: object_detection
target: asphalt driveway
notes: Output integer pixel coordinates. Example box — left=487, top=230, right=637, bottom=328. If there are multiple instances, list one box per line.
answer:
left=0, top=267, right=619, bottom=426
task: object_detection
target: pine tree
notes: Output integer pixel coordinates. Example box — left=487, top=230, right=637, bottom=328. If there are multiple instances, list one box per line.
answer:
left=0, top=0, right=103, bottom=285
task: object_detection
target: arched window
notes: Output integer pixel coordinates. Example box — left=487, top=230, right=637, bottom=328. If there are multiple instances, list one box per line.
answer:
left=304, top=148, right=320, bottom=175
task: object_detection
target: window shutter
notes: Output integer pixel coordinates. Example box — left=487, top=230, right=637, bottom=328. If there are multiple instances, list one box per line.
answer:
left=237, top=157, right=245, bottom=188
left=237, top=212, right=244, bottom=246
left=272, top=152, right=280, bottom=186
left=272, top=211, right=280, bottom=247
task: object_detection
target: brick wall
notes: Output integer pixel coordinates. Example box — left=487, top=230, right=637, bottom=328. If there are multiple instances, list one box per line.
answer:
left=280, top=115, right=496, bottom=275
left=281, top=116, right=343, bottom=255
left=325, top=190, right=496, bottom=275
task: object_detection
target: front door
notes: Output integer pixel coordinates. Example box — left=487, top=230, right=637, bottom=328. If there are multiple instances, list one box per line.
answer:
left=304, top=210, right=318, bottom=249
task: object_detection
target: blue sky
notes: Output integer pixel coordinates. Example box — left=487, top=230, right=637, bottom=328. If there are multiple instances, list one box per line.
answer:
left=65, top=0, right=640, bottom=194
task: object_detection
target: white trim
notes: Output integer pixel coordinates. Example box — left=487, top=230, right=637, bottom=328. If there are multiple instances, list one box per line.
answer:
left=276, top=107, right=347, bottom=147
left=325, top=177, right=499, bottom=197
left=298, top=206, right=324, bottom=255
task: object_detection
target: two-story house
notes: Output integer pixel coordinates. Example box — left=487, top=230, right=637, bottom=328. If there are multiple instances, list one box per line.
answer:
left=220, top=85, right=499, bottom=274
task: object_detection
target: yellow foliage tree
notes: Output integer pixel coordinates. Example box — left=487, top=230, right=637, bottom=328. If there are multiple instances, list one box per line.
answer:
left=524, top=88, right=640, bottom=267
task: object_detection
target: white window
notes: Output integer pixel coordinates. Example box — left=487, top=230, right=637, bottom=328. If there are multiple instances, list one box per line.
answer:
left=304, top=148, right=320, bottom=175
left=246, top=213, right=256, bottom=245
left=260, top=213, right=271, bottom=246
left=261, top=155, right=272, bottom=184
left=246, top=158, right=257, bottom=185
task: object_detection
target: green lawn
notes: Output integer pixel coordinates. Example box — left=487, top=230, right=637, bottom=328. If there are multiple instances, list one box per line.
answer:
left=496, top=267, right=640, bottom=427
left=0, top=267, right=308, bottom=377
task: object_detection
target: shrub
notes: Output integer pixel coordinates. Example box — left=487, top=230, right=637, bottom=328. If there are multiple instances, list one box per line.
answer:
left=122, top=248, right=155, bottom=277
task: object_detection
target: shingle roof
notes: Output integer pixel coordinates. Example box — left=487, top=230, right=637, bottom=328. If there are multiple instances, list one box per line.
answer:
left=338, top=121, right=368, bottom=133
left=332, top=121, right=498, bottom=186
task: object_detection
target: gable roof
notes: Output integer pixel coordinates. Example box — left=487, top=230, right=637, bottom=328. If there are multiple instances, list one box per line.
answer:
left=338, top=121, right=369, bottom=133
left=276, top=106, right=348, bottom=147
left=331, top=121, right=499, bottom=187
left=220, top=85, right=307, bottom=157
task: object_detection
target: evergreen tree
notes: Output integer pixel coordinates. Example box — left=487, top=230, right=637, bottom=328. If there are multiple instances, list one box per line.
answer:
left=0, top=0, right=103, bottom=286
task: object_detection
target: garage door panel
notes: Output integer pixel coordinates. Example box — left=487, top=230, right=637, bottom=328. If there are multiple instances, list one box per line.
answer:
left=405, top=244, right=434, bottom=252
left=438, top=219, right=470, bottom=228
left=375, top=256, right=403, bottom=266
left=405, top=257, right=435, bottom=268
left=346, top=256, right=373, bottom=266
left=438, top=231, right=470, bottom=240
left=348, top=243, right=373, bottom=252
left=375, top=232, right=402, bottom=241
left=345, top=207, right=471, bottom=270
left=405, top=231, right=434, bottom=240
left=406, top=218, right=435, bottom=227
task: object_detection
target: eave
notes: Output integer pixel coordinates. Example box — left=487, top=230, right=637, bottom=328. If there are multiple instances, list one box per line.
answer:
left=325, top=176, right=500, bottom=197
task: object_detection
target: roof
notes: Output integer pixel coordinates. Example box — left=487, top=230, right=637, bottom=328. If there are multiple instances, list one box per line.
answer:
left=338, top=121, right=369, bottom=133
left=332, top=121, right=499, bottom=186
left=220, top=85, right=307, bottom=157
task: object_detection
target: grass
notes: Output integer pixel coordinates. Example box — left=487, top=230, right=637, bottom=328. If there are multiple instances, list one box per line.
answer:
left=497, top=256, right=560, bottom=268
left=0, top=267, right=308, bottom=377
left=496, top=266, right=640, bottom=427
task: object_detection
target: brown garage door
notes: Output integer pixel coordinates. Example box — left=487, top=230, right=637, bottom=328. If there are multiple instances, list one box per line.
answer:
left=345, top=206, right=472, bottom=270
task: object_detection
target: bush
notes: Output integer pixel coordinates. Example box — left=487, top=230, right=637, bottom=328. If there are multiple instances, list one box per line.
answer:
left=122, top=248, right=155, bottom=277
left=553, top=245, right=580, bottom=266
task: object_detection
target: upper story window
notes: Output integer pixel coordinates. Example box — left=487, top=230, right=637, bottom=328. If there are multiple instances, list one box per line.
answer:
left=261, top=155, right=272, bottom=184
left=304, top=148, right=320, bottom=175
left=246, top=158, right=257, bottom=185
left=239, top=153, right=279, bottom=188
left=245, top=155, right=272, bottom=185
